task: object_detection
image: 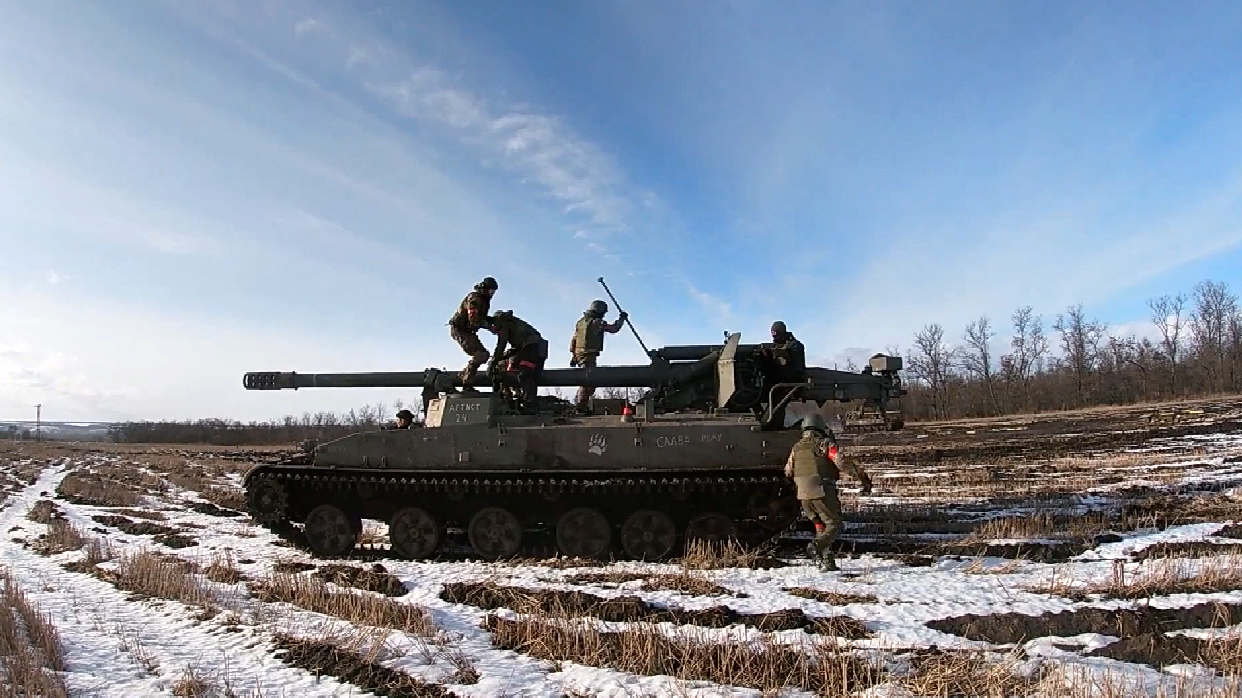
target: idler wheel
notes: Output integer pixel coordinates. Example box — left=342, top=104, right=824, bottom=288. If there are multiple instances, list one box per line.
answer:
left=303, top=504, right=359, bottom=557
left=389, top=507, right=441, bottom=560
left=555, top=507, right=611, bottom=559
left=685, top=512, right=736, bottom=544
left=246, top=476, right=288, bottom=524
left=468, top=507, right=523, bottom=560
left=620, top=510, right=676, bottom=560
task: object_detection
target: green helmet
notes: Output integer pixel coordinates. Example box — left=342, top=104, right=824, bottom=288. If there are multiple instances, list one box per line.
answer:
left=477, top=276, right=498, bottom=291
left=588, top=300, right=607, bottom=316
left=801, top=413, right=827, bottom=433
left=771, top=320, right=787, bottom=334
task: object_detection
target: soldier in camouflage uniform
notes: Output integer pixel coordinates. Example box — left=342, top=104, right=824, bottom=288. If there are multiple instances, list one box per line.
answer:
left=756, top=321, right=808, bottom=427
left=487, top=310, right=548, bottom=412
left=568, top=300, right=627, bottom=412
left=784, top=413, right=872, bottom=571
left=448, top=277, right=498, bottom=390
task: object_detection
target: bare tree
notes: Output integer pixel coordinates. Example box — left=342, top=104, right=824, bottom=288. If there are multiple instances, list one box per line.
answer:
left=1053, top=304, right=1107, bottom=407
left=1190, top=280, right=1239, bottom=392
left=960, top=316, right=999, bottom=415
left=909, top=323, right=954, bottom=419
left=1147, top=293, right=1186, bottom=395
left=1002, top=306, right=1048, bottom=411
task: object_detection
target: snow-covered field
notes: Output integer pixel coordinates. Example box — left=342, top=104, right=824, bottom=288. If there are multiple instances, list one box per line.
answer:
left=4, top=423, right=1242, bottom=697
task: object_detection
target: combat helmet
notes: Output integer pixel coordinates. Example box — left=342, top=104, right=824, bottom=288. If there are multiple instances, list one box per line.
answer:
left=801, top=413, right=827, bottom=433
left=771, top=320, right=787, bottom=335
left=588, top=300, right=608, bottom=316
left=476, top=276, right=499, bottom=291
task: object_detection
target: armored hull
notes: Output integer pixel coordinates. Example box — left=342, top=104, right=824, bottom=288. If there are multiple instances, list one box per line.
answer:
left=246, top=398, right=804, bottom=560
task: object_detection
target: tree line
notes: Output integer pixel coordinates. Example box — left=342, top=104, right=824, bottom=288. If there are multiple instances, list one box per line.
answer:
left=106, top=399, right=418, bottom=446
left=897, top=279, right=1242, bottom=420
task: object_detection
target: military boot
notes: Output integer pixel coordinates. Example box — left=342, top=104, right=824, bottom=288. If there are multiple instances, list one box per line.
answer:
left=818, top=551, right=838, bottom=572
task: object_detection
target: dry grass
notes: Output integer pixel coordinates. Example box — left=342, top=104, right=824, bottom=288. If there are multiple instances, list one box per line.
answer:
left=784, top=587, right=879, bottom=605
left=204, top=551, right=244, bottom=584
left=900, top=648, right=1036, bottom=697
left=1038, top=660, right=1242, bottom=697
left=30, top=519, right=86, bottom=556
left=273, top=629, right=457, bottom=696
left=1031, top=557, right=1242, bottom=600
left=315, top=564, right=407, bottom=597
left=677, top=539, right=785, bottom=570
left=98, top=549, right=218, bottom=612
left=202, top=485, right=246, bottom=512
left=253, top=572, right=436, bottom=637
left=564, top=570, right=733, bottom=597
left=484, top=614, right=880, bottom=695
left=965, top=509, right=1129, bottom=542
left=56, top=469, right=144, bottom=507
left=26, top=500, right=62, bottom=525
left=0, top=568, right=68, bottom=698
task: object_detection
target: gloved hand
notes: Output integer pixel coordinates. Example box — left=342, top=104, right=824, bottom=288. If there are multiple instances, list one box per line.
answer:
left=618, top=311, right=629, bottom=321
left=569, top=358, right=580, bottom=368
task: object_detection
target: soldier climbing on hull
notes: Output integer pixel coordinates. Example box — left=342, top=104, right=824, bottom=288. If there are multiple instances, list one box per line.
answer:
left=784, top=413, right=872, bottom=571
left=448, top=277, right=498, bottom=391
left=569, top=300, right=627, bottom=413
left=488, top=310, right=548, bottom=413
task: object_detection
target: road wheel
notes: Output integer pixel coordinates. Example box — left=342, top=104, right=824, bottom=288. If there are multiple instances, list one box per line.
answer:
left=389, top=507, right=441, bottom=560
left=620, top=510, right=676, bottom=560
left=467, top=507, right=522, bottom=560
left=555, top=507, right=610, bottom=559
left=685, top=512, right=737, bottom=545
left=303, top=504, right=358, bottom=557
left=246, top=476, right=288, bottom=524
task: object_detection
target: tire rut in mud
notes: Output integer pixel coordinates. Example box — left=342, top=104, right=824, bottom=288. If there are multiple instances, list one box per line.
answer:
left=1088, top=632, right=1240, bottom=670
left=928, top=602, right=1242, bottom=645
left=441, top=581, right=871, bottom=638
left=272, top=635, right=456, bottom=698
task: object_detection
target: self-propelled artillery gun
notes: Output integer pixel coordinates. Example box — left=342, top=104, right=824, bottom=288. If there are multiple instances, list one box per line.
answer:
left=241, top=333, right=905, bottom=561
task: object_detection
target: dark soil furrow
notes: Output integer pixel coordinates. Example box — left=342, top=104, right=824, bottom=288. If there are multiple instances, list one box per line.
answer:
left=928, top=602, right=1242, bottom=645
left=442, top=581, right=871, bottom=638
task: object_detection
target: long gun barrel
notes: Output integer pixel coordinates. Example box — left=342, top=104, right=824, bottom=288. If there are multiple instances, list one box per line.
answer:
left=244, top=352, right=721, bottom=391
left=243, top=334, right=906, bottom=429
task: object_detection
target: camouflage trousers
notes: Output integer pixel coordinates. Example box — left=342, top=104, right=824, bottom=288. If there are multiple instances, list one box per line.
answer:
left=574, top=353, right=598, bottom=408
left=801, top=485, right=842, bottom=555
left=451, top=326, right=489, bottom=383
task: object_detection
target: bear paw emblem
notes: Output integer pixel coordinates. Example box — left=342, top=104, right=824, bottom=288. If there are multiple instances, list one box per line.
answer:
left=588, top=433, right=607, bottom=455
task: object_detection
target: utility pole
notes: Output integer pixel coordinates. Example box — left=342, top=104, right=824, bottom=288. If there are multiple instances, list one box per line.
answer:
left=35, top=404, right=42, bottom=441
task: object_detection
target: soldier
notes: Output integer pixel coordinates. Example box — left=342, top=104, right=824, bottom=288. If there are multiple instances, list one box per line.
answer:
left=784, top=413, right=872, bottom=571
left=381, top=409, right=416, bottom=430
left=448, top=277, right=499, bottom=390
left=394, top=409, right=415, bottom=429
left=488, top=310, right=548, bottom=412
left=765, top=321, right=806, bottom=376
left=569, top=300, right=627, bottom=412
left=756, top=320, right=808, bottom=427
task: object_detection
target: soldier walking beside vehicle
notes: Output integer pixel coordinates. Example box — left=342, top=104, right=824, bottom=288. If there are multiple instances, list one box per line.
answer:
left=449, top=277, right=499, bottom=390
left=569, top=300, right=627, bottom=412
left=784, top=413, right=872, bottom=571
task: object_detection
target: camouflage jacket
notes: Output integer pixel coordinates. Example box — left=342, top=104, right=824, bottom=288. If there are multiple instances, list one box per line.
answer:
left=770, top=334, right=806, bottom=371
left=450, top=290, right=492, bottom=331
left=783, top=430, right=867, bottom=499
left=491, top=313, right=542, bottom=360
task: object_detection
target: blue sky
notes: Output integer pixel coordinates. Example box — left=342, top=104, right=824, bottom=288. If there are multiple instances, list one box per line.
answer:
left=3, top=0, right=1242, bottom=422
